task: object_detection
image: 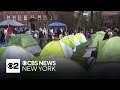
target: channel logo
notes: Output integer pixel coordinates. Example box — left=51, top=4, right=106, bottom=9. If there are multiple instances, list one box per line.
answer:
left=6, top=59, right=20, bottom=73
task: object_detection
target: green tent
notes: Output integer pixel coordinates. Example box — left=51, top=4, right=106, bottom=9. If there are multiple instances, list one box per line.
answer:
left=60, top=36, right=75, bottom=49
left=7, top=34, right=38, bottom=48
left=89, top=32, right=105, bottom=47
left=31, top=56, right=85, bottom=79
left=68, top=35, right=81, bottom=46
left=96, top=31, right=105, bottom=35
left=40, top=41, right=73, bottom=59
left=68, top=35, right=75, bottom=43
left=97, top=36, right=120, bottom=62
left=74, top=33, right=82, bottom=43
left=0, top=47, right=6, bottom=61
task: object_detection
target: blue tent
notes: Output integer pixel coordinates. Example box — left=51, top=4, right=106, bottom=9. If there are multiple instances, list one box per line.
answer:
left=48, top=22, right=66, bottom=27
left=0, top=19, right=25, bottom=27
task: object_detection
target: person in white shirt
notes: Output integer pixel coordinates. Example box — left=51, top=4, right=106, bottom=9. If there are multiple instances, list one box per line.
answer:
left=25, top=29, right=31, bottom=35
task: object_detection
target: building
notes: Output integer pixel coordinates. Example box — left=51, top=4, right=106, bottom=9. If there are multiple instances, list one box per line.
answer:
left=0, top=11, right=75, bottom=30
left=102, top=11, right=120, bottom=27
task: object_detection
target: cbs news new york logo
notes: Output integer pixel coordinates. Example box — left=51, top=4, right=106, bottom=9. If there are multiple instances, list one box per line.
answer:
left=6, top=59, right=56, bottom=73
left=6, top=59, right=20, bottom=73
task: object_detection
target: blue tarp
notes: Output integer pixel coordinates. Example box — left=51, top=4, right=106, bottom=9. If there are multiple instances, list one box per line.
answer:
left=48, top=22, right=66, bottom=26
left=0, top=19, right=25, bottom=27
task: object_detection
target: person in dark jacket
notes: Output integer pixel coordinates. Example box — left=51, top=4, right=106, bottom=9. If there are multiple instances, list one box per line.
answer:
left=103, top=30, right=113, bottom=40
left=1, top=31, right=5, bottom=43
left=39, top=30, right=44, bottom=49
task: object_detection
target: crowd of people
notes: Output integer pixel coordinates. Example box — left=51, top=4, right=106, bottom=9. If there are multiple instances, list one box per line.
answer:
left=0, top=27, right=76, bottom=48
left=1, top=26, right=120, bottom=48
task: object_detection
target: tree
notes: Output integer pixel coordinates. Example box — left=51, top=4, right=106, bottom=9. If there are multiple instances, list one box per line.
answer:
left=75, top=11, right=84, bottom=32
left=90, top=11, right=94, bottom=29
left=94, top=11, right=103, bottom=30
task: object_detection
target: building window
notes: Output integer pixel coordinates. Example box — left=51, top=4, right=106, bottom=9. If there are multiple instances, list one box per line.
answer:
left=7, top=15, right=10, bottom=19
left=18, top=14, right=22, bottom=21
left=54, top=15, right=58, bottom=20
left=38, top=14, right=41, bottom=20
left=31, top=14, right=34, bottom=18
left=24, top=15, right=27, bottom=20
left=43, top=15, right=47, bottom=20
left=13, top=15, right=16, bottom=21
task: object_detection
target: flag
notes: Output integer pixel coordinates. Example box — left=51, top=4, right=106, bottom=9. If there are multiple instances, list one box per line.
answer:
left=7, top=24, right=13, bottom=36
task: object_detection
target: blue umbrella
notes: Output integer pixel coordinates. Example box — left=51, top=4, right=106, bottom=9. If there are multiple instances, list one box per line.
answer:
left=48, top=22, right=66, bottom=27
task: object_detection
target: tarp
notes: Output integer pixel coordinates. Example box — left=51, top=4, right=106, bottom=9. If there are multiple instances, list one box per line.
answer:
left=97, top=36, right=120, bottom=62
left=40, top=41, right=73, bottom=59
left=48, top=22, right=66, bottom=26
left=0, top=19, right=25, bottom=27
left=7, top=34, right=38, bottom=48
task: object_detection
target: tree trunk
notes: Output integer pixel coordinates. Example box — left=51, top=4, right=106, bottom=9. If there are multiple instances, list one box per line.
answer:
left=76, top=11, right=83, bottom=32
left=90, top=11, right=94, bottom=29
left=45, top=11, right=51, bottom=28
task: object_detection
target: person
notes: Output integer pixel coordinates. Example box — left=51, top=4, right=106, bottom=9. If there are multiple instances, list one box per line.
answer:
left=25, top=28, right=31, bottom=35
left=103, top=29, right=113, bottom=40
left=38, top=29, right=44, bottom=49
left=113, top=28, right=119, bottom=36
left=1, top=31, right=5, bottom=43
left=117, top=30, right=120, bottom=36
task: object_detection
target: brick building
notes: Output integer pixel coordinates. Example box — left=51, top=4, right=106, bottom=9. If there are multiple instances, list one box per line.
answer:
left=102, top=11, right=120, bottom=26
left=0, top=11, right=75, bottom=30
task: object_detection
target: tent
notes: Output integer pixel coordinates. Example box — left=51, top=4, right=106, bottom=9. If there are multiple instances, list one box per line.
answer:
left=79, top=33, right=87, bottom=43
left=48, top=22, right=66, bottom=27
left=96, top=31, right=105, bottom=34
left=7, top=34, right=41, bottom=55
left=68, top=35, right=81, bottom=46
left=0, top=45, right=34, bottom=73
left=0, top=47, right=6, bottom=60
left=89, top=32, right=105, bottom=48
left=97, top=36, right=120, bottom=62
left=0, top=19, right=25, bottom=27
left=60, top=36, right=76, bottom=52
left=0, top=45, right=34, bottom=61
left=74, top=33, right=82, bottom=45
left=39, top=56, right=85, bottom=79
left=40, top=41, right=73, bottom=59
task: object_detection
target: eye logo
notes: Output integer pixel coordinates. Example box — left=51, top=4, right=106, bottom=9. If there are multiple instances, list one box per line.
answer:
left=7, top=63, right=14, bottom=69
left=6, top=59, right=20, bottom=73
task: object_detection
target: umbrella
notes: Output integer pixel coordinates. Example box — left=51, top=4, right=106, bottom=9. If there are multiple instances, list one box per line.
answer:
left=48, top=22, right=66, bottom=27
left=0, top=19, right=25, bottom=27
